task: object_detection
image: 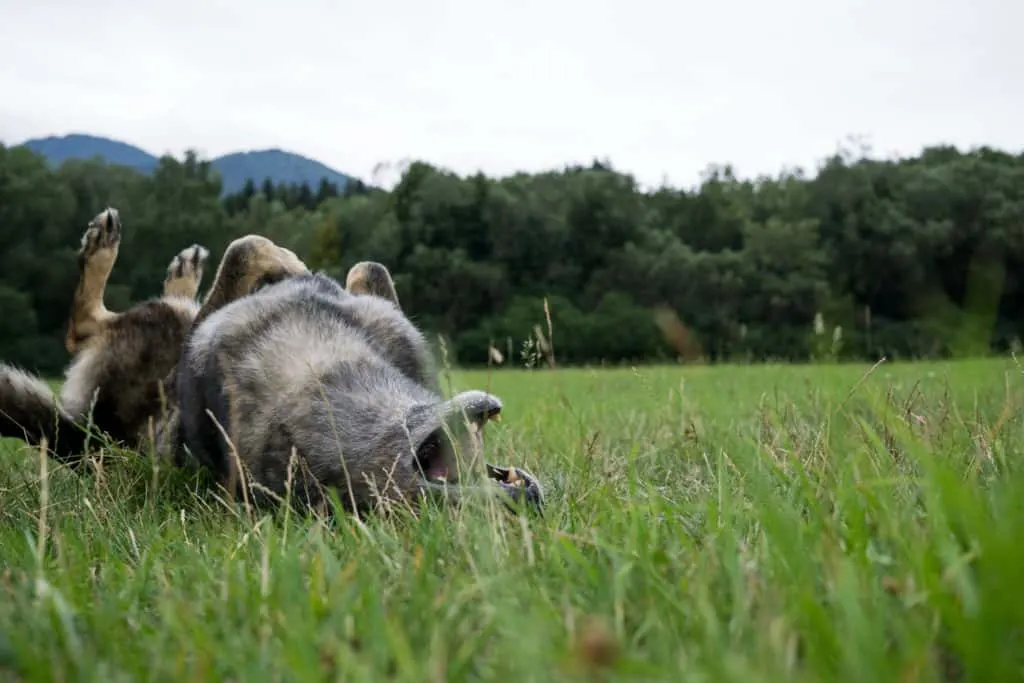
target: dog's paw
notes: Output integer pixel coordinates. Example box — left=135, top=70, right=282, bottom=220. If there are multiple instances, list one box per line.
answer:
left=486, top=463, right=545, bottom=515
left=164, top=244, right=211, bottom=299
left=166, top=244, right=210, bottom=282
left=79, top=207, right=122, bottom=257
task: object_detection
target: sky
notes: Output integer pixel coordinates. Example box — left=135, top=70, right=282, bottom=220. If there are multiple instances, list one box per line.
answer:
left=0, top=0, right=1020, bottom=190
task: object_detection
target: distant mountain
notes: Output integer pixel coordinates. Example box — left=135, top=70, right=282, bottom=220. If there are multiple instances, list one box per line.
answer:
left=22, top=134, right=159, bottom=173
left=15, top=133, right=352, bottom=195
left=212, top=149, right=350, bottom=195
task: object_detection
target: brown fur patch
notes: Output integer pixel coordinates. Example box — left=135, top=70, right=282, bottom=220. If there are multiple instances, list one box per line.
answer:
left=62, top=298, right=200, bottom=447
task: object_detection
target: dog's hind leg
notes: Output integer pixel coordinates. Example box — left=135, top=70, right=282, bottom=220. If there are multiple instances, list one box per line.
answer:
left=345, top=261, right=401, bottom=309
left=151, top=243, right=210, bottom=426
left=64, top=208, right=123, bottom=354
left=193, top=235, right=309, bottom=326
left=163, top=244, right=210, bottom=301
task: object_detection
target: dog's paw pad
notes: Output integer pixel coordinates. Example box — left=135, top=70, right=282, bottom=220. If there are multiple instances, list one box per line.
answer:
left=79, top=207, right=122, bottom=256
left=167, top=244, right=210, bottom=280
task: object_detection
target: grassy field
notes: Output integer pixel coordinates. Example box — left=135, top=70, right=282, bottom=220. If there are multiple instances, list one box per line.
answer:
left=0, top=357, right=1022, bottom=682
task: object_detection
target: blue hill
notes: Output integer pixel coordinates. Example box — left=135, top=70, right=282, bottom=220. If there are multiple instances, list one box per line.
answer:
left=16, top=133, right=352, bottom=195
left=212, top=149, right=351, bottom=195
left=22, top=134, right=159, bottom=172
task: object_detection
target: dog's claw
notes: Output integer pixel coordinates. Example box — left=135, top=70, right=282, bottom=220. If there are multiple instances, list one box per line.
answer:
left=486, top=463, right=545, bottom=515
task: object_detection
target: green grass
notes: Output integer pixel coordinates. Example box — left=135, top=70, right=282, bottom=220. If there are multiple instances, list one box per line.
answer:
left=1, top=358, right=1022, bottom=681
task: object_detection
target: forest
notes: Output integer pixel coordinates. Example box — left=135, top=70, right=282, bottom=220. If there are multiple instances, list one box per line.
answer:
left=1, top=141, right=1022, bottom=375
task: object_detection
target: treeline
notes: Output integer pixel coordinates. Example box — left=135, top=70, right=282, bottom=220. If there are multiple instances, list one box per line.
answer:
left=1, top=142, right=1022, bottom=375
left=222, top=175, right=372, bottom=214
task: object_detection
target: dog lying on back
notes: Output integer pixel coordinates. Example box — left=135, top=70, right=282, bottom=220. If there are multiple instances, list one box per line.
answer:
left=0, top=208, right=543, bottom=516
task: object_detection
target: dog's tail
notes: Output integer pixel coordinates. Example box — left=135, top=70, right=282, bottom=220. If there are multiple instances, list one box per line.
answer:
left=0, top=363, right=88, bottom=465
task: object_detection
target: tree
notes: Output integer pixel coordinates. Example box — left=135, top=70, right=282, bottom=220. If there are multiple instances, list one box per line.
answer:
left=2, top=140, right=1023, bottom=372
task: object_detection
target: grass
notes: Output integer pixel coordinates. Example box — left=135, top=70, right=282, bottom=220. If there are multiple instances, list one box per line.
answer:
left=1, top=357, right=1022, bottom=682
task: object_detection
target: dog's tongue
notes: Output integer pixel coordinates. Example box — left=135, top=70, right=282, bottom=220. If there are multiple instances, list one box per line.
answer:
left=426, top=459, right=448, bottom=480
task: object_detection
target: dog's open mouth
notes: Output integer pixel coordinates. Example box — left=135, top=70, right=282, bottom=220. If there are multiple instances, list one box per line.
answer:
left=413, top=407, right=502, bottom=484
left=415, top=429, right=451, bottom=483
left=413, top=404, right=544, bottom=513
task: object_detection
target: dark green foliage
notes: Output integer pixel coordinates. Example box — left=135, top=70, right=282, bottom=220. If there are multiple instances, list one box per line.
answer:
left=2, top=141, right=1022, bottom=373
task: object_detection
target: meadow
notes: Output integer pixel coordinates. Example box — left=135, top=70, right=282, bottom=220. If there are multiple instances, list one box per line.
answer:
left=0, top=358, right=1021, bottom=682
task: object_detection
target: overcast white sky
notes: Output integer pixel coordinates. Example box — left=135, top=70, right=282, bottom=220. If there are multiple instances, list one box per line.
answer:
left=0, top=0, right=1020, bottom=189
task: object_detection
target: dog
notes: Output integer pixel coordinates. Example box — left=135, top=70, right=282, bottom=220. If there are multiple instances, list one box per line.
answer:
left=0, top=207, right=544, bottom=517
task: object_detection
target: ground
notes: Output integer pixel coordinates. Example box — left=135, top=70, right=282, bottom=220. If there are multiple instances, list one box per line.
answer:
left=0, top=358, right=1021, bottom=682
